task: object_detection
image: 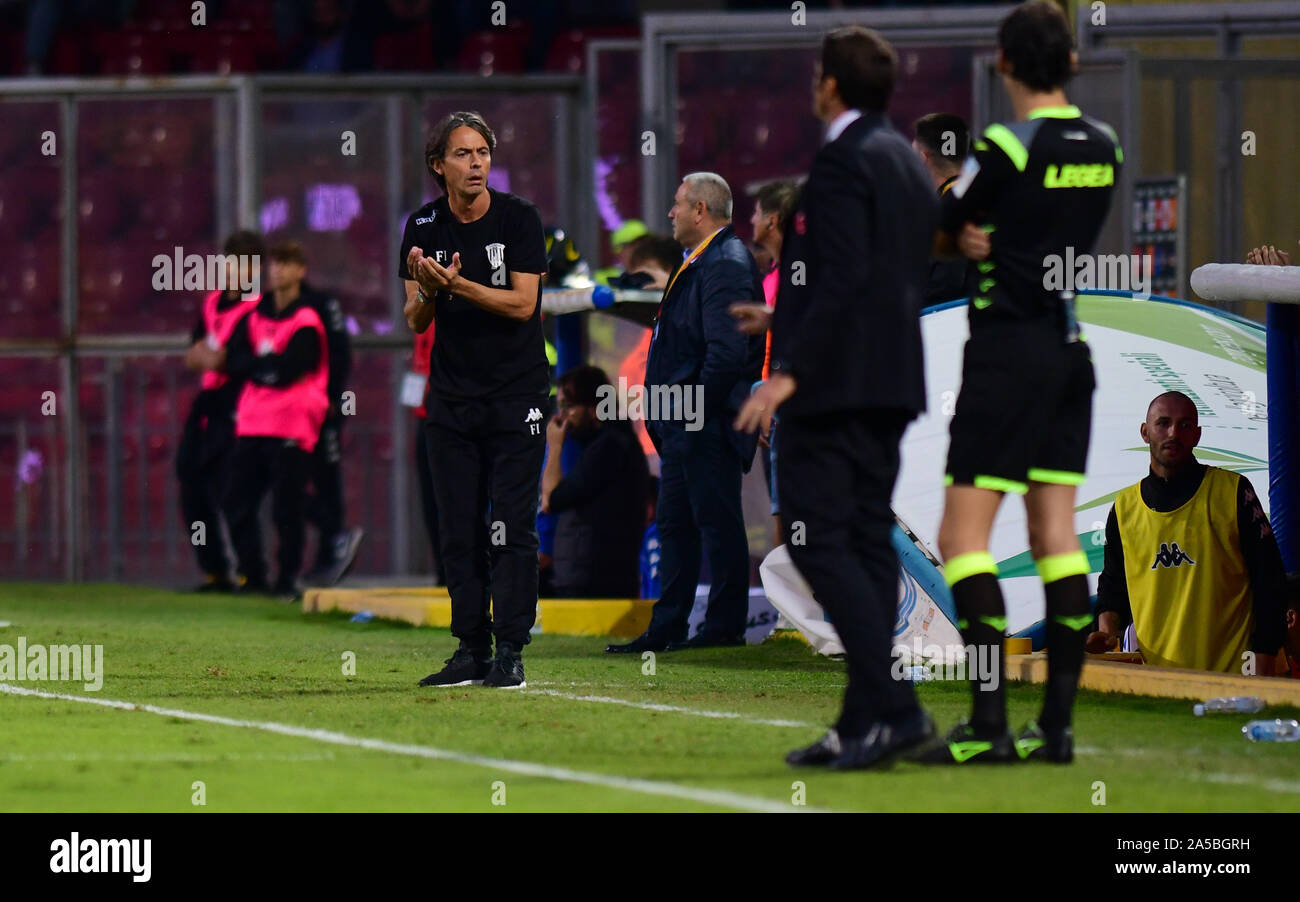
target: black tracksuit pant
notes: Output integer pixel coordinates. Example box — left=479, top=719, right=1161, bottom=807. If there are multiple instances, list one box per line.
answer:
left=777, top=408, right=921, bottom=739
left=424, top=393, right=547, bottom=650
left=305, top=413, right=345, bottom=567
left=223, top=436, right=310, bottom=590
left=176, top=391, right=237, bottom=580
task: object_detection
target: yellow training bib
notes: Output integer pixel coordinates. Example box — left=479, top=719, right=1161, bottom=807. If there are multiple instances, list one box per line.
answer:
left=1114, top=466, right=1252, bottom=673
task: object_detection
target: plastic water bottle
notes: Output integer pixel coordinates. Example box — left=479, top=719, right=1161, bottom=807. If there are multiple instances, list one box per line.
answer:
left=1192, top=696, right=1265, bottom=716
left=905, top=665, right=933, bottom=682
left=1242, top=719, right=1300, bottom=742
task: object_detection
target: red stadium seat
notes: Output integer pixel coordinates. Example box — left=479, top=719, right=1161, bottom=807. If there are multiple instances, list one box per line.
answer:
left=456, top=30, right=526, bottom=76
left=544, top=30, right=589, bottom=73
left=373, top=24, right=435, bottom=72
left=0, top=185, right=34, bottom=242
left=77, top=173, right=125, bottom=239
left=0, top=27, right=24, bottom=76
left=191, top=31, right=260, bottom=74
left=215, top=0, right=276, bottom=30
left=96, top=29, right=171, bottom=76
left=48, top=30, right=92, bottom=75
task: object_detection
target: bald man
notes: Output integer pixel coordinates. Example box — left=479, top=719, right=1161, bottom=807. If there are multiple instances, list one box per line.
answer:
left=1090, top=391, right=1288, bottom=675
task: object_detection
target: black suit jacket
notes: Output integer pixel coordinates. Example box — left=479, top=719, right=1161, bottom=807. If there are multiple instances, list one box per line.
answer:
left=771, top=111, right=938, bottom=417
left=643, top=225, right=765, bottom=471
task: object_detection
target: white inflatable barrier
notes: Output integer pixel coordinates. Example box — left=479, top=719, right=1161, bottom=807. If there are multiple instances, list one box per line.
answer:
left=759, top=544, right=964, bottom=660
left=759, top=545, right=845, bottom=656
left=1190, top=263, right=1300, bottom=304
left=539, top=286, right=660, bottom=315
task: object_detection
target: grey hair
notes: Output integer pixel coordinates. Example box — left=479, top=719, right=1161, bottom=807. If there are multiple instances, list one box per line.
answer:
left=681, top=171, right=733, bottom=221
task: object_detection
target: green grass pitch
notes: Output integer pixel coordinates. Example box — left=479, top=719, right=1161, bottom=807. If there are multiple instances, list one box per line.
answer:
left=1, top=583, right=1296, bottom=813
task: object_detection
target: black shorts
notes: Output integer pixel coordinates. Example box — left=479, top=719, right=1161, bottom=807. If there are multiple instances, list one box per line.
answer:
left=945, top=321, right=1095, bottom=494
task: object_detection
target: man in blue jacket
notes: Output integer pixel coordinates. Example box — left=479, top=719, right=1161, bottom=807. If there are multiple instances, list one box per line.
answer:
left=606, top=172, right=765, bottom=653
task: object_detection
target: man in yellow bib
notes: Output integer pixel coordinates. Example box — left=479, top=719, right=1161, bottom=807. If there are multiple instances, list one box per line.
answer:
left=1089, top=391, right=1289, bottom=675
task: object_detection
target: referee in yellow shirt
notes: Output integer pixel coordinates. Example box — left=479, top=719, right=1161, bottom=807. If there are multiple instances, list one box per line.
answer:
left=1089, top=391, right=1289, bottom=675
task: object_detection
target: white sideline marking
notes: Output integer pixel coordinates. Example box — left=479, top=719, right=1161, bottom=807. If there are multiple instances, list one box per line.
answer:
left=0, top=684, right=808, bottom=813
left=523, top=688, right=818, bottom=729
left=1078, top=745, right=1300, bottom=795
left=1201, top=773, right=1300, bottom=795
left=0, top=752, right=339, bottom=763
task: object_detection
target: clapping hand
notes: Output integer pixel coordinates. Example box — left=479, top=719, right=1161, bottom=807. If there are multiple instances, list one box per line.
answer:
left=407, top=247, right=463, bottom=295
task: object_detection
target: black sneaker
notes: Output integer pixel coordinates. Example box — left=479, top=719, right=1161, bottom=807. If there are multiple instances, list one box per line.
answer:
left=194, top=574, right=237, bottom=593
left=786, top=730, right=842, bottom=767
left=419, top=646, right=492, bottom=687
left=1015, top=720, right=1074, bottom=763
left=270, top=581, right=304, bottom=604
left=913, top=721, right=1018, bottom=765
left=482, top=644, right=526, bottom=689
left=235, top=575, right=271, bottom=595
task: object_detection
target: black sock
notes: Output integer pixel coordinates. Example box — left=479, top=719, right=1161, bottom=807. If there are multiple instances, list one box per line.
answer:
left=1041, top=573, right=1091, bottom=731
left=951, top=572, right=1007, bottom=735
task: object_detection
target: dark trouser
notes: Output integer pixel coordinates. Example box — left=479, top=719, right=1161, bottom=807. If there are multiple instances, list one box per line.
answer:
left=176, top=398, right=236, bottom=579
left=223, top=436, right=310, bottom=590
left=305, top=413, right=345, bottom=567
left=647, top=417, right=750, bottom=643
left=778, top=408, right=919, bottom=739
left=424, top=393, right=546, bottom=649
left=413, top=419, right=442, bottom=584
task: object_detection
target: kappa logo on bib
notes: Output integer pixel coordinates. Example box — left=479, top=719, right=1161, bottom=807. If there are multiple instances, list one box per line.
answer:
left=1150, top=541, right=1196, bottom=570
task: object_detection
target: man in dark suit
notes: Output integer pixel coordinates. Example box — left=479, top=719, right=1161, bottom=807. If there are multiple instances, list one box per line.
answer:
left=607, top=172, right=765, bottom=653
left=736, top=26, right=939, bottom=768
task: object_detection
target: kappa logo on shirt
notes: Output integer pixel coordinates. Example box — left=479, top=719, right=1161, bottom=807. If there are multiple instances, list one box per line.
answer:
left=415, top=213, right=436, bottom=225
left=525, top=407, right=543, bottom=435
left=1150, top=542, right=1196, bottom=570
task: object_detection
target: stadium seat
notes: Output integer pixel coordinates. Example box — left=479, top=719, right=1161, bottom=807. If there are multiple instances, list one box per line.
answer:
left=191, top=30, right=260, bottom=74
left=456, top=30, right=527, bottom=75
left=543, top=30, right=590, bottom=73
left=372, top=24, right=435, bottom=72
left=133, top=0, right=193, bottom=23
left=0, top=185, right=34, bottom=242
left=96, top=29, right=171, bottom=76
left=0, top=27, right=24, bottom=76
left=77, top=173, right=125, bottom=239
left=47, top=30, right=92, bottom=75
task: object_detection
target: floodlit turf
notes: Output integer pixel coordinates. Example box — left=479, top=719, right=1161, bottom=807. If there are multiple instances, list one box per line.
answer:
left=1, top=583, right=1297, bottom=813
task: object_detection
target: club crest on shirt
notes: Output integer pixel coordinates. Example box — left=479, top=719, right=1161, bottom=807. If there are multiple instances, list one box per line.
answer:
left=486, top=243, right=505, bottom=271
